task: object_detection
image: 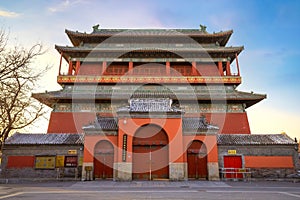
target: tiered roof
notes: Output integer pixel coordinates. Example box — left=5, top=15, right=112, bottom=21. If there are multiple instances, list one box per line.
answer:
left=55, top=28, right=241, bottom=63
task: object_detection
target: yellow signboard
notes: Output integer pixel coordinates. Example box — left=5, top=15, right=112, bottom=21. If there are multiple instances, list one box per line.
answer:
left=78, top=156, right=83, bottom=166
left=228, top=150, right=237, bottom=155
left=35, top=156, right=55, bottom=169
left=68, top=150, right=77, bottom=155
left=56, top=155, right=65, bottom=168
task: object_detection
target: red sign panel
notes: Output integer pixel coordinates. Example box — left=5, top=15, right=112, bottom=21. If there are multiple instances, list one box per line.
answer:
left=64, top=156, right=78, bottom=167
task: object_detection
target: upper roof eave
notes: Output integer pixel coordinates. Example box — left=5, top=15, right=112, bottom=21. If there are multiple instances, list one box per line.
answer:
left=55, top=45, right=244, bottom=52
left=65, top=29, right=234, bottom=47
left=55, top=44, right=244, bottom=62
left=32, top=89, right=266, bottom=108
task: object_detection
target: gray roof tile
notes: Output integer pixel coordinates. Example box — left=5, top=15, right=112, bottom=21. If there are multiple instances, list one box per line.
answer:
left=5, top=133, right=295, bottom=146
left=5, top=133, right=84, bottom=145
left=217, top=134, right=296, bottom=145
left=183, top=117, right=219, bottom=131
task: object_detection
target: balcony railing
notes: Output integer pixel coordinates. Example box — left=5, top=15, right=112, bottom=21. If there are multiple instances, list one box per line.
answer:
left=57, top=74, right=241, bottom=84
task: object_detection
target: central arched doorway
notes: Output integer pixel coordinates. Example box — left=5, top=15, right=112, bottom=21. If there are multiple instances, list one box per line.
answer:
left=94, top=140, right=114, bottom=179
left=132, top=124, right=169, bottom=180
left=187, top=140, right=208, bottom=179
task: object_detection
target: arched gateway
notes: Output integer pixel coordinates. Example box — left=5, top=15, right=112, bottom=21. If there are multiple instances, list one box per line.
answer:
left=132, top=124, right=169, bottom=180
left=93, top=140, right=114, bottom=179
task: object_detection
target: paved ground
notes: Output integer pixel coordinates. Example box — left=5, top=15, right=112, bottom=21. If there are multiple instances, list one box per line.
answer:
left=0, top=180, right=300, bottom=200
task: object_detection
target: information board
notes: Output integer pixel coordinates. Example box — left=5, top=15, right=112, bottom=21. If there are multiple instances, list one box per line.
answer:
left=64, top=156, right=78, bottom=167
left=55, top=155, right=65, bottom=168
left=35, top=156, right=55, bottom=169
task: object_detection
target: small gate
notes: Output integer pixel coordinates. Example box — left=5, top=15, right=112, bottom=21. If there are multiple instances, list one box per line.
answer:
left=94, top=140, right=114, bottom=179
left=223, top=156, right=243, bottom=179
left=187, top=140, right=208, bottom=179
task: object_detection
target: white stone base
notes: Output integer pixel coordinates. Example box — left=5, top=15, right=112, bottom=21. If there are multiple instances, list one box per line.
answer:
left=114, top=162, right=132, bottom=181
left=169, top=163, right=186, bottom=181
left=183, top=162, right=188, bottom=180
left=207, top=162, right=220, bottom=181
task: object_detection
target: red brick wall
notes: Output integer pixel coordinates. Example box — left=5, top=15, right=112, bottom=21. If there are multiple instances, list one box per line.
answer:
left=49, top=112, right=250, bottom=134
left=214, top=113, right=251, bottom=134
left=7, top=156, right=34, bottom=168
left=186, top=113, right=251, bottom=134
left=245, top=156, right=294, bottom=168
left=47, top=112, right=96, bottom=133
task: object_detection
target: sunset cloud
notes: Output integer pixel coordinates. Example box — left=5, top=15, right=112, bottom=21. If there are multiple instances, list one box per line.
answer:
left=0, top=9, right=20, bottom=18
left=48, top=0, right=85, bottom=13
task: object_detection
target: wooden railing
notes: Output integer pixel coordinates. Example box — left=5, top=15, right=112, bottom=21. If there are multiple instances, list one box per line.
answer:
left=57, top=75, right=242, bottom=84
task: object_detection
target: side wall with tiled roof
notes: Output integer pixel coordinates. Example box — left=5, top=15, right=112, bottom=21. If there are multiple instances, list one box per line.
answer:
left=1, top=144, right=83, bottom=179
left=218, top=144, right=298, bottom=178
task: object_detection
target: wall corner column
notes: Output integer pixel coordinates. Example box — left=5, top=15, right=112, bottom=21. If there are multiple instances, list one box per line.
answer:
left=207, top=135, right=220, bottom=181
left=114, top=119, right=133, bottom=181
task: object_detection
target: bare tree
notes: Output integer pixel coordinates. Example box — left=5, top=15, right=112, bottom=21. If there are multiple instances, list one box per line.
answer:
left=0, top=30, right=48, bottom=151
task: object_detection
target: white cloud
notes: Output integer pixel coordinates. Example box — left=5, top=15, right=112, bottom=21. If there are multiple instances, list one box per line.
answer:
left=48, top=0, right=85, bottom=13
left=0, top=9, right=20, bottom=18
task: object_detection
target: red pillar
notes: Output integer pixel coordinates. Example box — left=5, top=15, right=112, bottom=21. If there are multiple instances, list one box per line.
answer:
left=68, top=60, right=73, bottom=75
left=75, top=60, right=80, bottom=75
left=166, top=61, right=170, bottom=76
left=235, top=54, right=240, bottom=76
left=128, top=61, right=133, bottom=75
left=59, top=53, right=62, bottom=76
left=192, top=61, right=197, bottom=76
left=218, top=61, right=223, bottom=76
left=102, top=61, right=107, bottom=75
left=226, top=61, right=231, bottom=76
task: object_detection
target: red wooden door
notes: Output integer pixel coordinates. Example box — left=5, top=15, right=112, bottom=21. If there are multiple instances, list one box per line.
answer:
left=151, top=145, right=169, bottom=179
left=133, top=124, right=169, bottom=180
left=223, top=156, right=242, bottom=179
left=187, top=141, right=208, bottom=179
left=187, top=153, right=208, bottom=179
left=132, top=145, right=169, bottom=180
left=132, top=145, right=150, bottom=180
left=94, top=141, right=114, bottom=179
left=94, top=153, right=113, bottom=179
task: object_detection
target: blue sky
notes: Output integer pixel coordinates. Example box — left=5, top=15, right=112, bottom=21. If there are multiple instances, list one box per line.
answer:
left=0, top=0, right=299, bottom=139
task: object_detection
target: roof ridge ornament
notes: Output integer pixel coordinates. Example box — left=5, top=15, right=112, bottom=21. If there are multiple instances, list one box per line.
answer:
left=92, top=24, right=100, bottom=33
left=199, top=24, right=208, bottom=33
